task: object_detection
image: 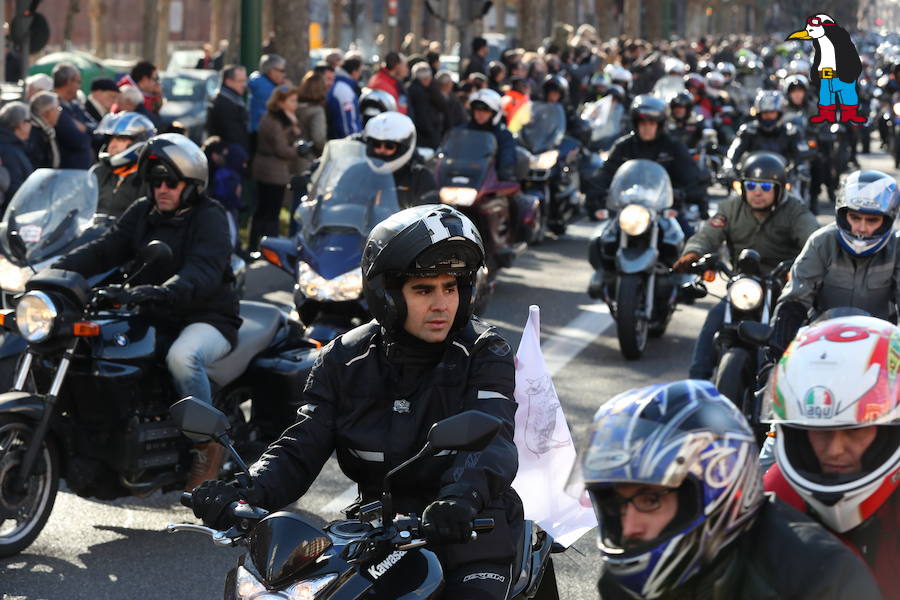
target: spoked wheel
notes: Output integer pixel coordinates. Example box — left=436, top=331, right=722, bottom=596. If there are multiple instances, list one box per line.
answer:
left=0, top=416, right=59, bottom=557
left=616, top=274, right=648, bottom=360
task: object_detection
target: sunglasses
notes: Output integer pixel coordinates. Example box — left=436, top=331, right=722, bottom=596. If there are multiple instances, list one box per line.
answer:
left=806, top=16, right=832, bottom=27
left=596, top=488, right=675, bottom=516
left=744, top=181, right=774, bottom=192
left=150, top=175, right=181, bottom=189
left=372, top=140, right=398, bottom=151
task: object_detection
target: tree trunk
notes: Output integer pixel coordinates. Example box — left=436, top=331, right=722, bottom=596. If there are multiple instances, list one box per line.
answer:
left=63, top=0, right=81, bottom=49
left=155, top=0, right=171, bottom=70
left=594, top=0, right=616, bottom=38
left=262, top=0, right=274, bottom=44
left=328, top=0, right=343, bottom=48
left=642, top=0, right=661, bottom=39
left=88, top=0, right=106, bottom=58
left=622, top=0, right=640, bottom=38
left=409, top=0, right=423, bottom=42
left=273, top=0, right=309, bottom=83
left=445, top=0, right=459, bottom=52
left=210, top=0, right=224, bottom=44
left=554, top=0, right=576, bottom=28
left=143, top=0, right=157, bottom=61
left=494, top=0, right=506, bottom=34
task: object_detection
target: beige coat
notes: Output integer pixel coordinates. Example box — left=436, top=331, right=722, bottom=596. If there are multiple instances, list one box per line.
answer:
left=293, top=102, right=327, bottom=174
left=252, top=110, right=300, bottom=185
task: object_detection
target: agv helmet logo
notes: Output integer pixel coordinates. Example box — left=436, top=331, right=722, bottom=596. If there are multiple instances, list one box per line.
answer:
left=805, top=386, right=835, bottom=419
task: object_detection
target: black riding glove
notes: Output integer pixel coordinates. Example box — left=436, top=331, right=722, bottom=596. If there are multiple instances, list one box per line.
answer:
left=125, top=284, right=175, bottom=306
left=421, top=497, right=478, bottom=544
left=190, top=480, right=243, bottom=529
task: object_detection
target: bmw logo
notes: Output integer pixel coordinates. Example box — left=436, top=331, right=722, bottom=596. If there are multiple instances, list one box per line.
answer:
left=114, top=335, right=128, bottom=347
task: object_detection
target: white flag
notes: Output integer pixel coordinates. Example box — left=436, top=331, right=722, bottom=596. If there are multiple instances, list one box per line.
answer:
left=511, top=305, right=597, bottom=547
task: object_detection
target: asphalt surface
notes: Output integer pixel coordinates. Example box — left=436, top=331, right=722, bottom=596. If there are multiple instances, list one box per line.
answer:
left=2, top=149, right=897, bottom=600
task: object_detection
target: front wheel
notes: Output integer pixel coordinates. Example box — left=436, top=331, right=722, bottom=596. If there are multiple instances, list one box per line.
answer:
left=616, top=275, right=648, bottom=360
left=0, top=416, right=59, bottom=557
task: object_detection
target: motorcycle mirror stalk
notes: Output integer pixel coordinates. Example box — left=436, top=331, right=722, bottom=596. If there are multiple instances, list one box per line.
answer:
left=121, top=240, right=174, bottom=287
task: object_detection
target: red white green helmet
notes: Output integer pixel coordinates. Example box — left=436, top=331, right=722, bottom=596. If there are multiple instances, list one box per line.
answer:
left=761, top=316, right=900, bottom=532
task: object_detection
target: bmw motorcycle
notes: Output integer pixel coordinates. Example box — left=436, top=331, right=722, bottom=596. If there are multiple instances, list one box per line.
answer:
left=587, top=160, right=686, bottom=360
left=0, top=242, right=319, bottom=557
left=169, top=398, right=561, bottom=599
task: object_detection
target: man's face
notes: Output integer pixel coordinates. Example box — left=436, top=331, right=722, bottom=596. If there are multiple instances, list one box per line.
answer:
left=472, top=107, right=492, bottom=125
left=138, top=70, right=160, bottom=95
left=42, top=104, right=61, bottom=127
left=371, top=139, right=398, bottom=158
left=227, top=68, right=248, bottom=95
left=93, top=90, right=119, bottom=110
left=268, top=65, right=286, bottom=85
left=59, top=73, right=82, bottom=101
left=324, top=69, right=335, bottom=90
left=637, top=119, right=658, bottom=141
left=401, top=273, right=459, bottom=343
left=789, top=89, right=805, bottom=106
left=760, top=110, right=779, bottom=123
left=152, top=176, right=187, bottom=212
left=13, top=119, right=31, bottom=142
left=808, top=426, right=878, bottom=474
left=743, top=180, right=776, bottom=210
left=846, top=210, right=884, bottom=237
left=546, top=90, right=562, bottom=104
left=672, top=106, right=686, bottom=119
left=392, top=61, right=409, bottom=80
left=606, top=484, right=678, bottom=547
left=106, top=135, right=133, bottom=155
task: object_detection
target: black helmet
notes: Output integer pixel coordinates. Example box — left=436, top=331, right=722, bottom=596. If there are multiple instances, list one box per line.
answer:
left=739, top=151, right=788, bottom=207
left=668, top=91, right=693, bottom=122
left=137, top=133, right=209, bottom=209
left=630, top=95, right=666, bottom=138
left=361, top=204, right=485, bottom=336
left=542, top=74, right=569, bottom=103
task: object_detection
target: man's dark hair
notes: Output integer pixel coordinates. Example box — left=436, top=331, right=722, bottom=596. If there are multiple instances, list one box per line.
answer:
left=426, top=51, right=440, bottom=65
left=222, top=64, right=246, bottom=82
left=472, top=36, right=487, bottom=53
left=131, top=60, right=157, bottom=83
left=313, top=64, right=335, bottom=76
left=385, top=51, right=403, bottom=70
left=342, top=57, right=362, bottom=74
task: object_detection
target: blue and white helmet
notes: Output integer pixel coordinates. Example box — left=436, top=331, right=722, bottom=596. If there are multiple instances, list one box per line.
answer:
left=575, top=380, right=764, bottom=598
left=835, top=170, right=900, bottom=257
left=96, top=111, right=158, bottom=168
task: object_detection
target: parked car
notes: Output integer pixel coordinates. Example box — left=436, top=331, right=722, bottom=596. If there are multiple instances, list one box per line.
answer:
left=166, top=49, right=206, bottom=72
left=28, top=51, right=117, bottom=93
left=159, top=69, right=219, bottom=143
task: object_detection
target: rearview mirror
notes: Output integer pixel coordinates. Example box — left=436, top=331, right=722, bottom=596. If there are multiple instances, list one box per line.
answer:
left=426, top=410, right=502, bottom=452
left=140, top=240, right=174, bottom=268
left=170, top=396, right=230, bottom=442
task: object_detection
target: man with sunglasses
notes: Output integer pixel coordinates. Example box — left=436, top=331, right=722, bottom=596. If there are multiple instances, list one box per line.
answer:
left=577, top=379, right=880, bottom=599
left=363, top=111, right=436, bottom=208
left=673, top=151, right=819, bottom=380
left=53, top=133, right=241, bottom=491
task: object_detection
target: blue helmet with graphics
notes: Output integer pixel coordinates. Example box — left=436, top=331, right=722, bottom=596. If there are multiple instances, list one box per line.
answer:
left=575, top=380, right=764, bottom=598
left=835, top=170, right=900, bottom=257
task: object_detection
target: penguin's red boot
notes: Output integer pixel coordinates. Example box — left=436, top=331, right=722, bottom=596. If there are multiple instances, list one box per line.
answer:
left=809, top=104, right=837, bottom=123
left=839, top=104, right=867, bottom=124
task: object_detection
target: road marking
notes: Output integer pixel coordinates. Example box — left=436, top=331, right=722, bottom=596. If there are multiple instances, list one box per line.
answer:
left=542, top=302, right=615, bottom=377
left=321, top=483, right=359, bottom=515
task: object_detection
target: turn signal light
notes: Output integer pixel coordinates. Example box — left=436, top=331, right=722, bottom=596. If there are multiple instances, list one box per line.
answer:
left=807, top=139, right=818, bottom=148
left=261, top=248, right=282, bottom=268
left=703, top=270, right=716, bottom=282
left=594, top=209, right=609, bottom=220
left=73, top=321, right=101, bottom=337
left=663, top=209, right=679, bottom=219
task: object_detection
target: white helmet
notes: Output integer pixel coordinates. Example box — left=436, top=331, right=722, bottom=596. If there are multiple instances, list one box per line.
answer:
left=468, top=88, right=503, bottom=126
left=705, top=70, right=726, bottom=90
left=363, top=111, right=416, bottom=174
left=603, top=64, right=633, bottom=89
left=762, top=316, right=900, bottom=533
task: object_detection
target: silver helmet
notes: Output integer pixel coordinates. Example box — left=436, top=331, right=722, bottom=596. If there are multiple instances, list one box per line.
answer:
left=137, top=133, right=209, bottom=207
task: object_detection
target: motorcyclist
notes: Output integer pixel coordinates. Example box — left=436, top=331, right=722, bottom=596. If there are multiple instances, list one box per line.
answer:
left=673, top=151, right=820, bottom=380
left=92, top=111, right=157, bottom=218
left=359, top=87, right=398, bottom=126
left=766, top=170, right=900, bottom=364
left=463, top=88, right=517, bottom=181
left=190, top=204, right=525, bottom=599
left=52, top=133, right=241, bottom=491
left=590, top=94, right=706, bottom=226
left=575, top=379, right=882, bottom=600
left=541, top=74, right=585, bottom=136
left=718, top=61, right=749, bottom=114
left=783, top=74, right=837, bottom=208
left=684, top=72, right=716, bottom=124
left=666, top=91, right=704, bottom=149
left=362, top=111, right=437, bottom=209
left=761, top=315, right=898, bottom=599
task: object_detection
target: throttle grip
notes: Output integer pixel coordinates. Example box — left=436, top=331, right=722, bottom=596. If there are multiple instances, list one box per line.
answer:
left=180, top=492, right=193, bottom=508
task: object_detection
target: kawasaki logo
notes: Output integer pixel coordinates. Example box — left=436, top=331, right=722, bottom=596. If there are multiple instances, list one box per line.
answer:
left=367, top=550, right=406, bottom=579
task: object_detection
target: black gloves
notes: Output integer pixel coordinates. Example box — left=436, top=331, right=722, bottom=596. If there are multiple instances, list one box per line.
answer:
left=190, top=480, right=244, bottom=529
left=421, top=497, right=478, bottom=544
left=124, top=284, right=175, bottom=306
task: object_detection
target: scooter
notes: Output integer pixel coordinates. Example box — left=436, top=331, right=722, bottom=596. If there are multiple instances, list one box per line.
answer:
left=0, top=241, right=319, bottom=557
left=168, top=398, right=561, bottom=599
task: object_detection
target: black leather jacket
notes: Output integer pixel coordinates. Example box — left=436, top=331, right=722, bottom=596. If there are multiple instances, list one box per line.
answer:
left=248, top=317, right=523, bottom=568
left=726, top=120, right=809, bottom=170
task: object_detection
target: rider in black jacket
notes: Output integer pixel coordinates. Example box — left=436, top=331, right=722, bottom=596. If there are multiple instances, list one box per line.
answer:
left=362, top=110, right=437, bottom=208
left=725, top=90, right=809, bottom=175
left=590, top=94, right=706, bottom=223
left=191, top=204, right=524, bottom=600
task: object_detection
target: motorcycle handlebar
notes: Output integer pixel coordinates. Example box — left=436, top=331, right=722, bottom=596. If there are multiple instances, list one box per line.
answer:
left=180, top=492, right=193, bottom=509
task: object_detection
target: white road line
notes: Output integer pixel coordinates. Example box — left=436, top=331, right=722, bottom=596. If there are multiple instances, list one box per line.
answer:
left=321, top=483, right=359, bottom=515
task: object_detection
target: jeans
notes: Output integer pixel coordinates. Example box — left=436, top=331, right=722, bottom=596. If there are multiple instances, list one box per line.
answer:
left=818, top=77, right=859, bottom=106
left=689, top=299, right=727, bottom=380
left=166, top=322, right=232, bottom=405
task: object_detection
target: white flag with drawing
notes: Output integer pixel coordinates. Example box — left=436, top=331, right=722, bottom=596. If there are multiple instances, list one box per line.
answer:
left=511, top=305, right=597, bottom=547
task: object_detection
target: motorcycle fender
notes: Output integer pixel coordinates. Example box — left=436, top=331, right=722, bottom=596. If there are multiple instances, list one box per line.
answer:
left=0, top=331, right=27, bottom=360
left=0, top=391, right=45, bottom=420
left=616, top=247, right=658, bottom=274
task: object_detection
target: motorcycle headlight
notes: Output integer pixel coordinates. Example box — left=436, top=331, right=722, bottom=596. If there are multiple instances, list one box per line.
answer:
left=297, top=263, right=363, bottom=301
left=530, top=150, right=559, bottom=170
left=893, top=101, right=900, bottom=117
left=16, top=291, right=57, bottom=342
left=618, top=204, right=652, bottom=236
left=235, top=566, right=337, bottom=600
left=439, top=187, right=478, bottom=207
left=0, top=257, right=31, bottom=293
left=728, top=277, right=763, bottom=311
left=283, top=573, right=338, bottom=599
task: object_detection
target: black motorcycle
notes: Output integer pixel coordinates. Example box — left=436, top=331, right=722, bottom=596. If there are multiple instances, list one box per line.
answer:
left=0, top=242, right=319, bottom=557
left=686, top=250, right=792, bottom=418
left=168, top=398, right=560, bottom=599
left=587, top=159, right=686, bottom=360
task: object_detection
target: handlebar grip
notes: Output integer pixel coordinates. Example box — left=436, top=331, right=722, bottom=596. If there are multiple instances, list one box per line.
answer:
left=180, top=492, right=193, bottom=508
left=473, top=518, right=494, bottom=532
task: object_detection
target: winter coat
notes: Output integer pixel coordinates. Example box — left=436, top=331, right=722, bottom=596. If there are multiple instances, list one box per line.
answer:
left=252, top=110, right=300, bottom=186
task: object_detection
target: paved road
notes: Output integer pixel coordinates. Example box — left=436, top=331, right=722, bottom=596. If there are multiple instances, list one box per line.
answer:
left=2, top=150, right=896, bottom=599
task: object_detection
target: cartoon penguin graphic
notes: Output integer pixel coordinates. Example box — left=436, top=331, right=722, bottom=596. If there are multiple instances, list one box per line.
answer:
left=787, top=14, right=864, bottom=124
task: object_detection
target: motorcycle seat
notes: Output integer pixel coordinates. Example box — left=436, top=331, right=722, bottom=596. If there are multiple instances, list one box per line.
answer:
left=207, top=301, right=283, bottom=387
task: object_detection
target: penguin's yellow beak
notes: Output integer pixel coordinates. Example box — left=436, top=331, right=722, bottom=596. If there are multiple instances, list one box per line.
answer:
left=787, top=29, right=812, bottom=40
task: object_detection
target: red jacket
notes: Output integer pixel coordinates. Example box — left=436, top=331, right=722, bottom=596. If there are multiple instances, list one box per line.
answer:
left=367, top=68, right=409, bottom=115
left=765, top=463, right=898, bottom=600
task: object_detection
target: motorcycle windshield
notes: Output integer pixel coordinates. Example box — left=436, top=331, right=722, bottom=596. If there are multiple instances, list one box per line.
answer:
left=581, top=97, right=624, bottom=144
left=0, top=169, right=98, bottom=265
left=518, top=102, right=566, bottom=153
left=437, top=128, right=497, bottom=189
left=607, top=159, right=674, bottom=211
left=301, top=140, right=400, bottom=238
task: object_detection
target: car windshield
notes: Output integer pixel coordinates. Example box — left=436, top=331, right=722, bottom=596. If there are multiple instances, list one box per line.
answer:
left=0, top=169, right=98, bottom=265
left=162, top=73, right=218, bottom=102
left=608, top=159, right=674, bottom=210
left=437, top=128, right=497, bottom=189
left=518, top=102, right=566, bottom=153
left=299, top=139, right=400, bottom=237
